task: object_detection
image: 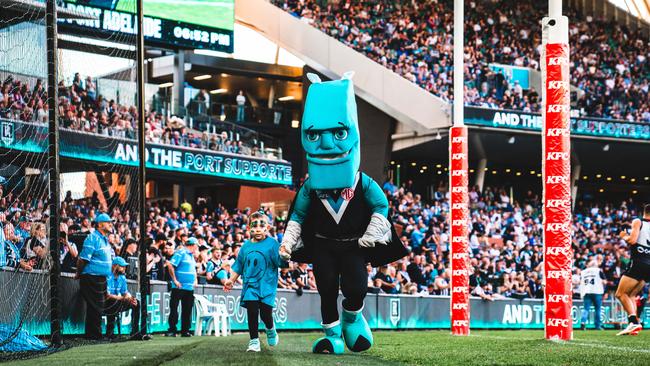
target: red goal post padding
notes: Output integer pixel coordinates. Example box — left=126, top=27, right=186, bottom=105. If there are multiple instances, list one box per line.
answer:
left=450, top=126, right=470, bottom=335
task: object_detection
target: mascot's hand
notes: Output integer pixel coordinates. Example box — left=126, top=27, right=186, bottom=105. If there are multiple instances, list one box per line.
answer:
left=281, top=220, right=304, bottom=259
left=279, top=244, right=292, bottom=261
left=358, top=213, right=391, bottom=248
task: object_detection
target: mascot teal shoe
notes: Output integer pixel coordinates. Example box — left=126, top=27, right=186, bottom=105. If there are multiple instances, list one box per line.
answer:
left=312, top=321, right=345, bottom=354
left=341, top=307, right=373, bottom=352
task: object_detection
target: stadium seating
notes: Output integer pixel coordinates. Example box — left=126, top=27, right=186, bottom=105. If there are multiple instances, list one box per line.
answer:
left=273, top=0, right=650, bottom=123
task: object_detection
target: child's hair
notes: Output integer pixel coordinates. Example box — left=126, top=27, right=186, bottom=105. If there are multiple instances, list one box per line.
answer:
left=250, top=210, right=269, bottom=224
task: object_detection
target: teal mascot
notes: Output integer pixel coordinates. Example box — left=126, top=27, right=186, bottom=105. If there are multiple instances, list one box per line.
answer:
left=280, top=72, right=408, bottom=354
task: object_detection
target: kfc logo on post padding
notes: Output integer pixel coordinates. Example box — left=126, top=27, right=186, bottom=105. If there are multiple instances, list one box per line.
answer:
left=547, top=128, right=570, bottom=137
left=546, top=246, right=571, bottom=256
left=451, top=153, right=467, bottom=160
left=546, top=152, right=569, bottom=160
left=548, top=294, right=570, bottom=303
left=452, top=286, right=468, bottom=293
left=546, top=199, right=571, bottom=208
left=547, top=104, right=570, bottom=113
left=453, top=303, right=468, bottom=310
left=547, top=270, right=571, bottom=279
left=452, top=136, right=466, bottom=144
left=548, top=57, right=569, bottom=66
left=451, top=186, right=467, bottom=193
left=546, top=223, right=570, bottom=232
left=548, top=81, right=569, bottom=89
left=546, top=176, right=569, bottom=184
left=547, top=318, right=570, bottom=327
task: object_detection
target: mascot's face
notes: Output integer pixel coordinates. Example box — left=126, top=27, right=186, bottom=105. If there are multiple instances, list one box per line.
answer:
left=301, top=74, right=360, bottom=190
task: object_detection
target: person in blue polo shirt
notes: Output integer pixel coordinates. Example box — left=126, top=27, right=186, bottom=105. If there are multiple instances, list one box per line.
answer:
left=165, top=237, right=198, bottom=337
left=104, top=257, right=152, bottom=341
left=76, top=213, right=114, bottom=340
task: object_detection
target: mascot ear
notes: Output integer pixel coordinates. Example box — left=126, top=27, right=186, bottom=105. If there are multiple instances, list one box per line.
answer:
left=341, top=71, right=355, bottom=80
left=307, top=73, right=322, bottom=84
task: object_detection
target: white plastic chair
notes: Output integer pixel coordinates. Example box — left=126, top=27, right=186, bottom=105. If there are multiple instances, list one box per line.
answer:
left=194, top=294, right=229, bottom=337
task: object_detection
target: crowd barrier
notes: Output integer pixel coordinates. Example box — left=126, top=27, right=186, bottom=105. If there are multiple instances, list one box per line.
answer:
left=2, top=270, right=648, bottom=335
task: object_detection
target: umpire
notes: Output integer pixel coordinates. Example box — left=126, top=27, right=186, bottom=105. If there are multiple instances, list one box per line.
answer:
left=165, top=237, right=198, bottom=337
left=76, top=213, right=113, bottom=340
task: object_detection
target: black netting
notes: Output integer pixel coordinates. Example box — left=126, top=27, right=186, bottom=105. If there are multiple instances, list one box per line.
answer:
left=0, top=0, right=143, bottom=358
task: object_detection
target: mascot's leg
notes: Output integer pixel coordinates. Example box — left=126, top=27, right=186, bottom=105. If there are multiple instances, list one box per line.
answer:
left=340, top=252, right=373, bottom=352
left=312, top=241, right=344, bottom=354
left=312, top=321, right=345, bottom=354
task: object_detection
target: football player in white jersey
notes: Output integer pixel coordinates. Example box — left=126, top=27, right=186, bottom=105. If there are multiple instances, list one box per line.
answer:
left=615, top=204, right=650, bottom=336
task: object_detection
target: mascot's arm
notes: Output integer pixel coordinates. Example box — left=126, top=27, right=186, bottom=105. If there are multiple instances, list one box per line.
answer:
left=280, top=180, right=312, bottom=260
left=359, top=174, right=391, bottom=248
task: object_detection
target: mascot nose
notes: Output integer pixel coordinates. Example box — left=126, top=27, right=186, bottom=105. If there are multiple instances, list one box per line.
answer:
left=319, top=132, right=335, bottom=150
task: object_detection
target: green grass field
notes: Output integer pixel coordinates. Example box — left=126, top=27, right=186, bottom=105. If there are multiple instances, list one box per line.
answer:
left=5, top=330, right=650, bottom=366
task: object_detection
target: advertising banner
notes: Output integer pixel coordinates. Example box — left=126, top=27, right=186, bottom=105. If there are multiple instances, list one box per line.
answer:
left=464, top=106, right=650, bottom=141
left=3, top=271, right=647, bottom=335
left=0, top=119, right=292, bottom=186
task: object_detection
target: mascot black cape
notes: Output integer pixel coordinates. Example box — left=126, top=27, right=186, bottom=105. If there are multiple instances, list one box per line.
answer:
left=280, top=72, right=408, bottom=354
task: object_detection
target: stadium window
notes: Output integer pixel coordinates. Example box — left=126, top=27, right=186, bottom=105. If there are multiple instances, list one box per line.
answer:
left=582, top=176, right=588, bottom=180
left=411, top=162, right=417, bottom=167
left=491, top=170, right=497, bottom=175
left=529, top=170, right=535, bottom=175
left=390, top=161, right=395, bottom=165
left=645, top=177, right=649, bottom=181
left=436, top=164, right=442, bottom=168
left=599, top=188, right=605, bottom=193
left=596, top=174, right=602, bottom=178
left=606, top=177, right=612, bottom=181
left=620, top=175, right=626, bottom=179
left=516, top=172, right=522, bottom=176
left=505, top=169, right=511, bottom=173
left=632, top=190, right=638, bottom=194
left=630, top=178, right=636, bottom=182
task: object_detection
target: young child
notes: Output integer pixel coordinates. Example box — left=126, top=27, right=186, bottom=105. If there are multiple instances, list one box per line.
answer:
left=224, top=210, right=282, bottom=352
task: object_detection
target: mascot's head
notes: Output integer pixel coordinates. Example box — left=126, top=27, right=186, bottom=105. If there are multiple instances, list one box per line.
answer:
left=301, top=72, right=360, bottom=190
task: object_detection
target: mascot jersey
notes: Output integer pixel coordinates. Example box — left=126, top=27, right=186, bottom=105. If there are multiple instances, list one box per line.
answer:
left=232, top=236, right=281, bottom=308
left=281, top=72, right=407, bottom=355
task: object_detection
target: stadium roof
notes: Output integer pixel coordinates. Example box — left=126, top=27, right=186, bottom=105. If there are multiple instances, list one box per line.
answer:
left=609, top=0, right=650, bottom=23
left=0, top=0, right=95, bottom=28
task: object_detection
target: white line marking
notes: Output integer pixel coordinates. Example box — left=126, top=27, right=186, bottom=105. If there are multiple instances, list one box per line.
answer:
left=571, top=341, right=650, bottom=354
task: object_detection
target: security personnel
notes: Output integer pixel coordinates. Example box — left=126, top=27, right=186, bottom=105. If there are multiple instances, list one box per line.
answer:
left=105, top=257, right=152, bottom=340
left=165, top=237, right=198, bottom=337
left=76, top=213, right=113, bottom=340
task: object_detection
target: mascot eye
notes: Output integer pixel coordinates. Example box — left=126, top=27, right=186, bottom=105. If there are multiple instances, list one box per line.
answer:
left=333, top=129, right=348, bottom=140
left=306, top=131, right=320, bottom=142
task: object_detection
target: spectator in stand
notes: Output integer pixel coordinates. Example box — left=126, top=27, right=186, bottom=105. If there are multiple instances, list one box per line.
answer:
left=236, top=90, right=246, bottom=122
left=273, top=0, right=650, bottom=122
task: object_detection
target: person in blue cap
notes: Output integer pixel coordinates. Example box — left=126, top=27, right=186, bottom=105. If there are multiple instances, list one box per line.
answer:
left=76, top=213, right=114, bottom=340
left=104, top=257, right=152, bottom=341
left=279, top=72, right=408, bottom=354
left=224, top=210, right=283, bottom=352
left=165, top=236, right=198, bottom=337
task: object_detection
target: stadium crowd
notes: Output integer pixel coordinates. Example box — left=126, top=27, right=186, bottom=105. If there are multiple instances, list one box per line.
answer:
left=273, top=0, right=650, bottom=123
left=0, top=74, right=276, bottom=159
left=0, top=175, right=641, bottom=301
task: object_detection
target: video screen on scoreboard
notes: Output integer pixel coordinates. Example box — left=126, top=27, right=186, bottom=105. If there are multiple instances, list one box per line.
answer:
left=58, top=0, right=235, bottom=53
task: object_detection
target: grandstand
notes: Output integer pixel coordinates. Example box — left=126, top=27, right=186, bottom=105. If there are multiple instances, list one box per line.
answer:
left=0, top=0, right=649, bottom=365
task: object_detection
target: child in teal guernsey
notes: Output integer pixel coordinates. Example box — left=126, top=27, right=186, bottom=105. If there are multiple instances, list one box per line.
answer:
left=224, top=211, right=281, bottom=352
